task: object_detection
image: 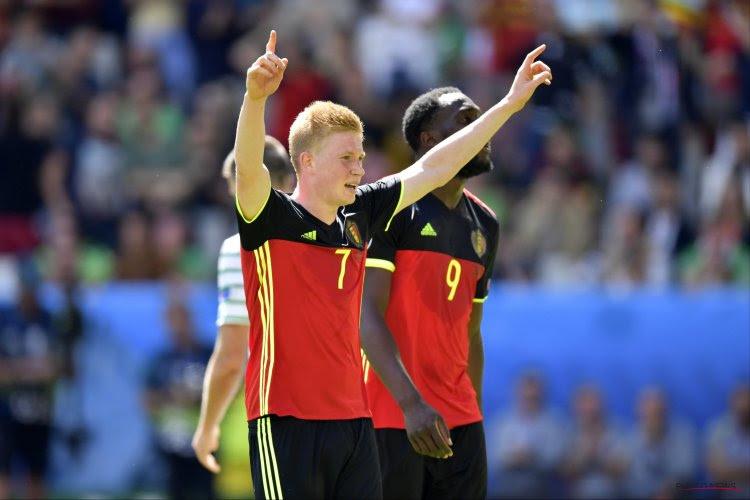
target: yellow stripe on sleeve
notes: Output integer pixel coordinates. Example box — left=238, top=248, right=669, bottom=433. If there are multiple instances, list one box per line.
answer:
left=365, top=258, right=395, bottom=272
left=473, top=295, right=489, bottom=304
left=384, top=177, right=404, bottom=232
left=237, top=189, right=272, bottom=224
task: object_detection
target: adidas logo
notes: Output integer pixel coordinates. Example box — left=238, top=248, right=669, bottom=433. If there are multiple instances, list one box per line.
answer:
left=420, top=223, right=437, bottom=237
left=301, top=230, right=316, bottom=241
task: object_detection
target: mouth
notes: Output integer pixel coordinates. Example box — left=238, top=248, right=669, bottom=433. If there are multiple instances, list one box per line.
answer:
left=344, top=182, right=358, bottom=193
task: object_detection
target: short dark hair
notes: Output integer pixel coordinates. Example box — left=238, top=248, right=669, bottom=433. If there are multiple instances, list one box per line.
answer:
left=402, top=86, right=461, bottom=152
left=262, top=135, right=294, bottom=185
left=221, top=136, right=294, bottom=191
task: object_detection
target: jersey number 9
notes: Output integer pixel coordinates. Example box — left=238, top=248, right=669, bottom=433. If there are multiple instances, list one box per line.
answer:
left=446, top=259, right=462, bottom=301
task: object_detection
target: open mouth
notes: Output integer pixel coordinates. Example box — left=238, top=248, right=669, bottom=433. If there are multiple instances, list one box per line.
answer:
left=345, top=183, right=358, bottom=193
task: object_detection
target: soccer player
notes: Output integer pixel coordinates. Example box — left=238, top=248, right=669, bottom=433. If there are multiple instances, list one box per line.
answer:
left=360, top=87, right=499, bottom=499
left=232, top=30, right=550, bottom=499
left=192, top=138, right=294, bottom=474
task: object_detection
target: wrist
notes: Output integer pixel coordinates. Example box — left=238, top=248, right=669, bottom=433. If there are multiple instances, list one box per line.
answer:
left=243, top=92, right=267, bottom=106
left=499, top=94, right=524, bottom=114
left=397, top=391, right=424, bottom=412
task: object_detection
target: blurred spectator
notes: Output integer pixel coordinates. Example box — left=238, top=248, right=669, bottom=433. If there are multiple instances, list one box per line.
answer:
left=642, top=170, right=695, bottom=287
left=705, top=383, right=750, bottom=498
left=51, top=274, right=90, bottom=463
left=560, top=385, right=627, bottom=499
left=510, top=126, right=599, bottom=285
left=699, top=120, right=750, bottom=224
left=114, top=209, right=159, bottom=281
left=601, top=207, right=649, bottom=288
left=143, top=301, right=213, bottom=500
left=0, top=92, right=65, bottom=253
left=355, top=0, right=440, bottom=98
left=73, top=91, right=125, bottom=246
left=151, top=209, right=211, bottom=281
left=488, top=372, right=566, bottom=498
left=0, top=10, right=59, bottom=92
left=126, top=0, right=196, bottom=107
left=607, top=132, right=670, bottom=216
left=622, top=387, right=697, bottom=499
left=35, top=210, right=114, bottom=284
left=116, top=50, right=187, bottom=207
left=679, top=178, right=750, bottom=287
left=0, top=275, right=59, bottom=500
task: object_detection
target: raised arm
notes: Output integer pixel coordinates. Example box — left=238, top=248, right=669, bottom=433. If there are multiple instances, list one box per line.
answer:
left=393, top=45, right=552, bottom=213
left=235, top=30, right=288, bottom=220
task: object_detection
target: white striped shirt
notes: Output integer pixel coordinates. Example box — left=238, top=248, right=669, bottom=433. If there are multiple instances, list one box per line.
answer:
left=216, top=234, right=249, bottom=326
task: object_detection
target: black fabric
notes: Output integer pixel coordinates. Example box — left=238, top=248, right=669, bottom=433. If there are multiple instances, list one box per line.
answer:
left=368, top=191, right=499, bottom=299
left=163, top=451, right=215, bottom=500
left=375, top=421, right=487, bottom=500
left=237, top=177, right=402, bottom=253
left=248, top=416, right=382, bottom=499
left=0, top=418, right=51, bottom=476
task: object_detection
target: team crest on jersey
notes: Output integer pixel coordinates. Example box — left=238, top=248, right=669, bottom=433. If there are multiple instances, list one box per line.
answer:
left=471, top=229, right=487, bottom=258
left=345, top=220, right=363, bottom=249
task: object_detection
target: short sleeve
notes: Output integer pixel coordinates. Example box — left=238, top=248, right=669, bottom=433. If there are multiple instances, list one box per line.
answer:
left=236, top=187, right=282, bottom=252
left=355, top=176, right=403, bottom=236
left=216, top=235, right=249, bottom=327
left=474, top=228, right=499, bottom=303
left=365, top=209, right=407, bottom=272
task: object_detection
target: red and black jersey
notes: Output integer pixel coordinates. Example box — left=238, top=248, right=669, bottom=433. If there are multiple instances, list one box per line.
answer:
left=364, top=189, right=499, bottom=430
left=236, top=177, right=403, bottom=421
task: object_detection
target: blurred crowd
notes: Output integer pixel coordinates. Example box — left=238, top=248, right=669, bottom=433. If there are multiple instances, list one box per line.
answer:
left=1, top=271, right=748, bottom=498
left=0, top=0, right=748, bottom=291
left=487, top=372, right=750, bottom=499
left=0, top=0, right=749, bottom=496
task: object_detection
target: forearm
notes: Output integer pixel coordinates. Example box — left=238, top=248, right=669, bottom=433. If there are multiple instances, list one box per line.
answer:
left=361, top=312, right=422, bottom=410
left=234, top=95, right=267, bottom=183
left=467, top=331, right=484, bottom=410
left=196, top=351, right=245, bottom=431
left=419, top=96, right=522, bottom=184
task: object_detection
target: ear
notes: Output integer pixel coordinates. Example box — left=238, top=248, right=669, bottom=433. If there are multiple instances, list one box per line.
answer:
left=300, top=151, right=314, bottom=172
left=419, top=130, right=438, bottom=150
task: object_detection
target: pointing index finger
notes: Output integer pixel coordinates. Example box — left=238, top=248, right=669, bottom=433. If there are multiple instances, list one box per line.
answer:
left=524, top=44, right=546, bottom=66
left=266, top=30, right=277, bottom=54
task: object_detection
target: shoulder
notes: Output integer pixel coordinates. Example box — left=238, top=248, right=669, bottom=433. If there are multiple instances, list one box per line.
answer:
left=220, top=234, right=242, bottom=255
left=464, top=189, right=498, bottom=223
left=354, top=176, right=401, bottom=202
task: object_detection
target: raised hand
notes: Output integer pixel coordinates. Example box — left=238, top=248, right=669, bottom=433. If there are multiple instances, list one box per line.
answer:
left=505, top=44, right=552, bottom=111
left=246, top=30, right=288, bottom=101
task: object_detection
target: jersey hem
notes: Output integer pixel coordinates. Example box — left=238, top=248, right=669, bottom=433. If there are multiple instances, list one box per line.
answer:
left=372, top=415, right=483, bottom=431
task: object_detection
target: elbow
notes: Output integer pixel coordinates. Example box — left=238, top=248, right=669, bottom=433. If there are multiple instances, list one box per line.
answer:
left=212, top=351, right=246, bottom=380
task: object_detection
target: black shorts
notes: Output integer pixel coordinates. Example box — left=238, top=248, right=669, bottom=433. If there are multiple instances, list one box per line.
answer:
left=248, top=415, right=381, bottom=499
left=375, top=421, right=487, bottom=500
left=0, top=417, right=51, bottom=477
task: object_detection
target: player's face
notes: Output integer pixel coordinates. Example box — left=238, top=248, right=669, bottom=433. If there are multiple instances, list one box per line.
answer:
left=430, top=93, right=493, bottom=179
left=311, top=131, right=365, bottom=206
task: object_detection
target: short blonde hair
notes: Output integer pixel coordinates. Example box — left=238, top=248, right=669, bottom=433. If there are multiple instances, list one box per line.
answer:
left=288, top=101, right=364, bottom=172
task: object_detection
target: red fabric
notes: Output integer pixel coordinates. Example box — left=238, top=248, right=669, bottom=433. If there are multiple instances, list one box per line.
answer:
left=241, top=239, right=371, bottom=421
left=0, top=216, right=39, bottom=253
left=365, top=250, right=485, bottom=430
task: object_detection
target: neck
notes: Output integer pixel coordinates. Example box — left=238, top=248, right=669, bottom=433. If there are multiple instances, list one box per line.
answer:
left=431, top=176, right=466, bottom=209
left=292, top=186, right=338, bottom=225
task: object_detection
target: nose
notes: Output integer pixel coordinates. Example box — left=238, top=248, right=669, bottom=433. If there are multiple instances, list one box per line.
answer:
left=352, top=160, right=365, bottom=177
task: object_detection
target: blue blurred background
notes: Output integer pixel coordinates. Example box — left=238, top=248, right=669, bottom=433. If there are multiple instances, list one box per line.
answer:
left=1, top=0, right=748, bottom=498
